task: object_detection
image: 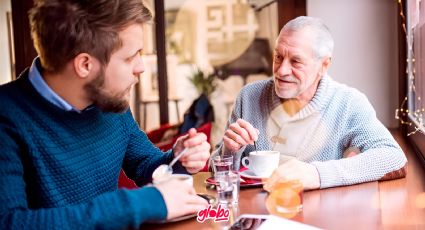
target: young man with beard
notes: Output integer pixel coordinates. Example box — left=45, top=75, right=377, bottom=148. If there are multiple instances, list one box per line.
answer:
left=213, top=16, right=407, bottom=190
left=0, top=0, right=209, bottom=229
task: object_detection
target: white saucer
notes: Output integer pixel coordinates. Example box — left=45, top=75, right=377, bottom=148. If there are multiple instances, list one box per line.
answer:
left=240, top=170, right=268, bottom=180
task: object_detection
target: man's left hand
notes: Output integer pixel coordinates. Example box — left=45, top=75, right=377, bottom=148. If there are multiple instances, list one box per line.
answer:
left=264, top=159, right=320, bottom=191
left=173, top=128, right=211, bottom=174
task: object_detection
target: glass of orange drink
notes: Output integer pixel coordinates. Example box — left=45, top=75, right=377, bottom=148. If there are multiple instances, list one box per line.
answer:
left=266, top=179, right=303, bottom=218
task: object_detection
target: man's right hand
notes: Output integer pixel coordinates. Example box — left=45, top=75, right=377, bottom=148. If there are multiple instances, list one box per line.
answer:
left=223, top=119, right=259, bottom=152
left=155, top=179, right=208, bottom=220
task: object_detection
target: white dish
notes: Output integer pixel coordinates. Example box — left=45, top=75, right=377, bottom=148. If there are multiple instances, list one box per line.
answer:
left=240, top=169, right=268, bottom=180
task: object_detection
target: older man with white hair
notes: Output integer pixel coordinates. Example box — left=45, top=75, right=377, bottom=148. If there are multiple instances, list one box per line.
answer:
left=213, top=16, right=407, bottom=190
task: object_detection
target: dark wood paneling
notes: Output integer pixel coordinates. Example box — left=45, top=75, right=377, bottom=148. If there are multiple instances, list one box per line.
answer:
left=11, top=0, right=37, bottom=76
left=277, top=0, right=307, bottom=31
left=154, top=0, right=169, bottom=125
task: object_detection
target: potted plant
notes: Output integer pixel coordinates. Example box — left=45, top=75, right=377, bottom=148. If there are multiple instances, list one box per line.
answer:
left=188, top=67, right=217, bottom=98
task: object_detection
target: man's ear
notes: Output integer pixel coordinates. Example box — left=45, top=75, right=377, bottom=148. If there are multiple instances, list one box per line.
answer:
left=73, top=53, right=94, bottom=79
left=320, top=56, right=332, bottom=76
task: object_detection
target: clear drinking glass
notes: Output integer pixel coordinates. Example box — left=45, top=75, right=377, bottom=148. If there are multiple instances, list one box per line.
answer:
left=212, top=155, right=234, bottom=173
left=215, top=171, right=240, bottom=204
left=266, top=179, right=303, bottom=218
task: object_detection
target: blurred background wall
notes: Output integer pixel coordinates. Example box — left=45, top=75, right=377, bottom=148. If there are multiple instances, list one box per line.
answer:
left=308, top=0, right=399, bottom=128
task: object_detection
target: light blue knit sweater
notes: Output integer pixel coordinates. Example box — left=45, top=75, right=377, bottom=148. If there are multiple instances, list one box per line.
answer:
left=214, top=75, right=407, bottom=188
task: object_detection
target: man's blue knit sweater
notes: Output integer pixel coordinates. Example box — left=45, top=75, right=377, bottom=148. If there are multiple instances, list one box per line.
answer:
left=0, top=71, right=175, bottom=229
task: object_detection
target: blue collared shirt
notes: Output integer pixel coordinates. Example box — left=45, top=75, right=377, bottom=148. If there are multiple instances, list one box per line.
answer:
left=28, top=58, right=81, bottom=113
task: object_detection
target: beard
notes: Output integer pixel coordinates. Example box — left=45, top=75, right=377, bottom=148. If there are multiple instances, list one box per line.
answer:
left=84, top=69, right=130, bottom=113
left=273, top=75, right=301, bottom=99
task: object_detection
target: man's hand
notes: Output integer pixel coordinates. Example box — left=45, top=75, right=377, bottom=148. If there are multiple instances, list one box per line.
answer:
left=223, top=119, right=259, bottom=153
left=264, top=159, right=320, bottom=191
left=173, top=128, right=210, bottom=174
left=155, top=179, right=208, bottom=220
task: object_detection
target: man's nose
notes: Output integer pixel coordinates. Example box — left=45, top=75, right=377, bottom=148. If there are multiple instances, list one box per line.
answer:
left=134, top=55, right=145, bottom=76
left=277, top=59, right=292, bottom=77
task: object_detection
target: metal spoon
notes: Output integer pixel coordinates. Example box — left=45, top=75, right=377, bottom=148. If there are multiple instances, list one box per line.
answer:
left=254, top=140, right=258, bottom=154
left=152, top=148, right=189, bottom=182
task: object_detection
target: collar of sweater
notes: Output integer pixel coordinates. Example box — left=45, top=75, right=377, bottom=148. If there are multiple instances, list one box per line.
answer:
left=269, top=74, right=333, bottom=120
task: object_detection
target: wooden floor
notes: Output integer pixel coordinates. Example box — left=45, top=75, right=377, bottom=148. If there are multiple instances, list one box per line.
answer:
left=380, top=130, right=425, bottom=228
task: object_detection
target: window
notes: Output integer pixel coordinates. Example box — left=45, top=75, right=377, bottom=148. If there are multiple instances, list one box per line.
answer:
left=407, top=0, right=425, bottom=134
left=404, top=0, right=425, bottom=165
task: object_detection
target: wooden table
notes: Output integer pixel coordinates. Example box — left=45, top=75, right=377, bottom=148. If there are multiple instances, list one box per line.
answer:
left=144, top=130, right=425, bottom=229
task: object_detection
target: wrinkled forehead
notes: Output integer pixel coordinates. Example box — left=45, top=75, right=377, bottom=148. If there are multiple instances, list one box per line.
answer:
left=276, top=27, right=315, bottom=44
left=275, top=28, right=315, bottom=56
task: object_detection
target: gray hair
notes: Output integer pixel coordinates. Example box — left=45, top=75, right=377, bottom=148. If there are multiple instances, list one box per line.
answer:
left=280, top=16, right=334, bottom=59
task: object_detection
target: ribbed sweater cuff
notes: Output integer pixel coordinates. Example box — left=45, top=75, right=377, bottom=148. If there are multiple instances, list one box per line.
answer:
left=134, top=186, right=167, bottom=222
left=311, top=161, right=339, bottom=189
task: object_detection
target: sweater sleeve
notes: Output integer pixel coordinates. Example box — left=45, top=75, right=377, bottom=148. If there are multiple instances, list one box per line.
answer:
left=0, top=116, right=167, bottom=230
left=311, top=93, right=408, bottom=188
left=121, top=111, right=175, bottom=185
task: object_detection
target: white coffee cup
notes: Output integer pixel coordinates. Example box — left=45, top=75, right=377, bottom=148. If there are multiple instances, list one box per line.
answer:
left=153, top=173, right=193, bottom=186
left=241, top=151, right=280, bottom=177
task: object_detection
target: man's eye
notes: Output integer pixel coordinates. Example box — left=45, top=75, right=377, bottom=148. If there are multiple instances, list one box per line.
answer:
left=274, top=54, right=282, bottom=61
left=126, top=51, right=143, bottom=62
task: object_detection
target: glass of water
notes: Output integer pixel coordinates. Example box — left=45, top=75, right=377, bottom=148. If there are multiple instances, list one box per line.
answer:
left=212, top=155, right=234, bottom=173
left=215, top=171, right=240, bottom=204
